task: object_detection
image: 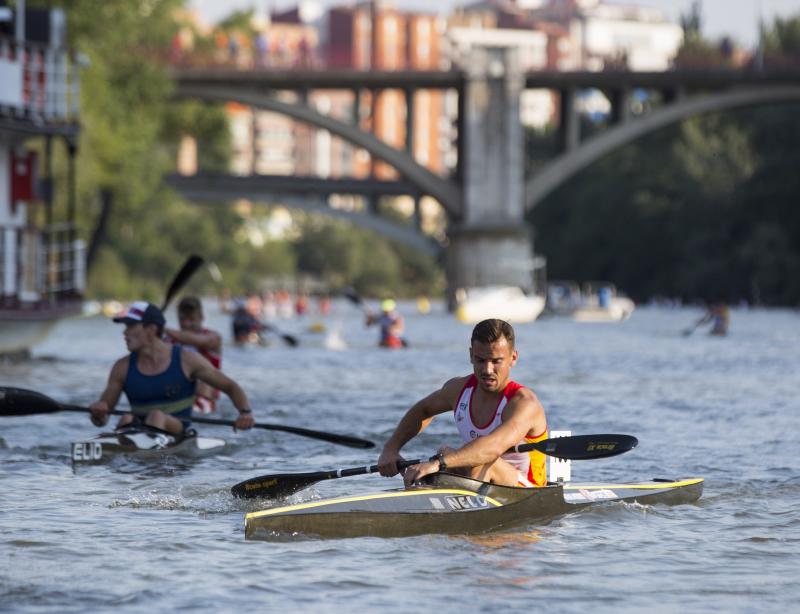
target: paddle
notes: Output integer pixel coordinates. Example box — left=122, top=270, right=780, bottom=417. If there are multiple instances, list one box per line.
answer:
left=162, top=255, right=205, bottom=311
left=0, top=387, right=375, bottom=449
left=682, top=323, right=699, bottom=336
left=342, top=287, right=365, bottom=310
left=230, top=433, right=639, bottom=499
left=258, top=323, right=300, bottom=347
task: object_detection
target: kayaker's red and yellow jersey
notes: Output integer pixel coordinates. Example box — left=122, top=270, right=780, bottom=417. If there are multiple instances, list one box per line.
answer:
left=453, top=374, right=547, bottom=487
left=167, top=329, right=221, bottom=403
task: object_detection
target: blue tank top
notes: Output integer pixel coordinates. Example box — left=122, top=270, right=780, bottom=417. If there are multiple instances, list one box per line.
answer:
left=124, top=345, right=196, bottom=421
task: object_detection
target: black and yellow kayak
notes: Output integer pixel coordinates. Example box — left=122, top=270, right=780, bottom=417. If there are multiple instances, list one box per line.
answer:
left=244, top=472, right=704, bottom=540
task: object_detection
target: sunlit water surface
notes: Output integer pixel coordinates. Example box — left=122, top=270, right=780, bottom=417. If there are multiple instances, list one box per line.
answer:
left=1, top=302, right=798, bottom=613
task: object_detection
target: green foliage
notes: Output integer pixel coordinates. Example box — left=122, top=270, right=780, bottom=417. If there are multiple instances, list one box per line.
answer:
left=528, top=101, right=800, bottom=305
left=217, top=9, right=258, bottom=36
left=162, top=101, right=232, bottom=172
left=763, top=15, right=800, bottom=58
left=528, top=12, right=800, bottom=306
left=292, top=216, right=443, bottom=297
left=32, top=1, right=444, bottom=301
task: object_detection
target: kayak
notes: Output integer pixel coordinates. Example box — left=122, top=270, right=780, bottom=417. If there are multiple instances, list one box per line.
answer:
left=244, top=472, right=703, bottom=540
left=70, top=425, right=226, bottom=464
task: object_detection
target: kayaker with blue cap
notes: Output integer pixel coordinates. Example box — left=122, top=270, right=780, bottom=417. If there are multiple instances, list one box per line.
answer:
left=89, top=301, right=255, bottom=436
left=366, top=298, right=406, bottom=348
left=377, top=318, right=548, bottom=488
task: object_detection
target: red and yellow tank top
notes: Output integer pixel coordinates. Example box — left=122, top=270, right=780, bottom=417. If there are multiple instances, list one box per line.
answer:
left=167, top=330, right=221, bottom=402
left=453, top=374, right=547, bottom=487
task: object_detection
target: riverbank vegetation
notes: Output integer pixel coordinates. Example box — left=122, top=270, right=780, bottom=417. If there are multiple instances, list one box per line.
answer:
left=529, top=13, right=800, bottom=306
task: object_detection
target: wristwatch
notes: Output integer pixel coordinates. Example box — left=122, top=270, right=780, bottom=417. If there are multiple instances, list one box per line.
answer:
left=433, top=451, right=447, bottom=472
left=239, top=408, right=252, bottom=414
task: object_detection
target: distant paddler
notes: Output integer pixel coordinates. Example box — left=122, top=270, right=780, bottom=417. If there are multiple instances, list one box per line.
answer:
left=90, top=301, right=255, bottom=436
left=378, top=318, right=549, bottom=487
left=165, top=296, right=223, bottom=414
left=231, top=297, right=264, bottom=345
left=365, top=298, right=407, bottom=349
left=684, top=301, right=730, bottom=336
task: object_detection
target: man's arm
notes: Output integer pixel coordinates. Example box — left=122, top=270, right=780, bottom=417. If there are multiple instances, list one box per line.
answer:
left=89, top=358, right=128, bottom=426
left=165, top=327, right=222, bottom=353
left=443, top=389, right=543, bottom=468
left=182, top=350, right=254, bottom=430
left=377, top=376, right=465, bottom=476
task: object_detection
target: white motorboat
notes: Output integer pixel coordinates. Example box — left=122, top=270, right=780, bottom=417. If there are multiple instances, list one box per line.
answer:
left=547, top=281, right=635, bottom=322
left=455, top=286, right=546, bottom=324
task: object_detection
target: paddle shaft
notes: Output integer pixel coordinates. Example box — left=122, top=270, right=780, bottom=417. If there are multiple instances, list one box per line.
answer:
left=258, top=323, right=299, bottom=347
left=0, top=387, right=374, bottom=449
left=190, top=415, right=373, bottom=448
left=72, top=407, right=374, bottom=449
left=230, top=434, right=638, bottom=499
left=161, top=255, right=204, bottom=311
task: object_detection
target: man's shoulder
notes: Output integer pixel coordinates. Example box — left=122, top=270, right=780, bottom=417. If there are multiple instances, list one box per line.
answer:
left=441, top=375, right=471, bottom=394
left=509, top=382, right=536, bottom=399
left=109, top=354, right=131, bottom=376
left=506, top=384, right=542, bottom=414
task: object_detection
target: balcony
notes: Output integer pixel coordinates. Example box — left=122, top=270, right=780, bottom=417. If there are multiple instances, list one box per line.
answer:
left=0, top=222, right=85, bottom=310
left=0, top=35, right=81, bottom=133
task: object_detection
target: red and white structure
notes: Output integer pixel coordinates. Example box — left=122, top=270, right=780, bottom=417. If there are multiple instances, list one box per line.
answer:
left=0, top=0, right=84, bottom=355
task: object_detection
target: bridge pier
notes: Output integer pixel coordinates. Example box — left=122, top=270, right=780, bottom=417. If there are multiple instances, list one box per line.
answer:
left=446, top=47, right=536, bottom=308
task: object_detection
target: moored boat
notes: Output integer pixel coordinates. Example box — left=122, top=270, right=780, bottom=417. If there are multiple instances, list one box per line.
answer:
left=244, top=472, right=704, bottom=540
left=71, top=425, right=226, bottom=464
left=546, top=281, right=635, bottom=322
left=455, top=286, right=546, bottom=324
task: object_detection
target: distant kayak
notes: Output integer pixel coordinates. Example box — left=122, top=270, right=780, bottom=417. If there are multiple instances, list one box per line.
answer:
left=70, top=425, right=226, bottom=464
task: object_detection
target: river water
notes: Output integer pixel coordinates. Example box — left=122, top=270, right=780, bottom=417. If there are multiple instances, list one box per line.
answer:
left=1, top=301, right=798, bottom=613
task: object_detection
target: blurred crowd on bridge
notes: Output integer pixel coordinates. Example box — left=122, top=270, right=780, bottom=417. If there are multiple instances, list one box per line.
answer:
left=167, top=0, right=773, bottom=75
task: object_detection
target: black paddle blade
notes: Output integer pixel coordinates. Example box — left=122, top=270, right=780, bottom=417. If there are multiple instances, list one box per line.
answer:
left=231, top=459, right=421, bottom=499
left=0, top=387, right=62, bottom=416
left=281, top=334, right=299, bottom=347
left=526, top=434, right=638, bottom=460
left=342, top=287, right=363, bottom=306
left=232, top=472, right=323, bottom=499
left=161, top=255, right=204, bottom=311
left=259, top=324, right=300, bottom=347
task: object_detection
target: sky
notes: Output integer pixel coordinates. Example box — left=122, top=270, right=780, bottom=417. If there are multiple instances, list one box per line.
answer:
left=189, top=0, right=800, bottom=50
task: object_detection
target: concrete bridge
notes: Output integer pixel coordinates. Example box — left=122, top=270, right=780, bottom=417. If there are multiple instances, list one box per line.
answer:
left=169, top=56, right=800, bottom=300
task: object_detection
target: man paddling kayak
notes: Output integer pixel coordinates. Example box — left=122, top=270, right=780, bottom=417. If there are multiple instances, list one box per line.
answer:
left=365, top=298, right=406, bottom=348
left=90, top=301, right=254, bottom=436
left=165, top=296, right=223, bottom=414
left=378, top=318, right=548, bottom=488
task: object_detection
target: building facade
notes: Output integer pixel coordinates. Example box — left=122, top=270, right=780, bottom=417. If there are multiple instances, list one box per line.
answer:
left=0, top=1, right=84, bottom=355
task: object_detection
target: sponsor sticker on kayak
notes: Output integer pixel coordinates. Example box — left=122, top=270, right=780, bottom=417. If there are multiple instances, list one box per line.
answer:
left=72, top=441, right=103, bottom=462
left=439, top=494, right=491, bottom=511
left=564, top=488, right=618, bottom=502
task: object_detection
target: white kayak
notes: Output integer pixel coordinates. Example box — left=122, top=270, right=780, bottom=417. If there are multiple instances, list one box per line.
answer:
left=71, top=425, right=226, bottom=464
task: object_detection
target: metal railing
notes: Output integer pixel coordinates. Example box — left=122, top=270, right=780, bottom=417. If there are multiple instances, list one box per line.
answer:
left=0, top=224, right=85, bottom=303
left=0, top=35, right=81, bottom=123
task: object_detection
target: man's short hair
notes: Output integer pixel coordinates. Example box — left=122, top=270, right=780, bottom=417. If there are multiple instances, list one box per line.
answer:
left=471, top=319, right=515, bottom=349
left=178, top=296, right=203, bottom=317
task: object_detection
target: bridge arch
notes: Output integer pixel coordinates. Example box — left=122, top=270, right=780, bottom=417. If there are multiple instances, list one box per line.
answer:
left=525, top=86, right=800, bottom=211
left=174, top=84, right=463, bottom=219
left=167, top=175, right=443, bottom=257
